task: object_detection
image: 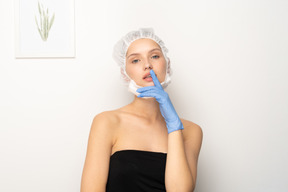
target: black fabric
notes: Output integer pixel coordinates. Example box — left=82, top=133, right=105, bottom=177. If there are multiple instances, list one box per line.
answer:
left=106, top=150, right=167, bottom=192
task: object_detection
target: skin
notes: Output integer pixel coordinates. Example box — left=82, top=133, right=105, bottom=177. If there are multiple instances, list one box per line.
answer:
left=125, top=38, right=167, bottom=87
left=81, top=38, right=203, bottom=192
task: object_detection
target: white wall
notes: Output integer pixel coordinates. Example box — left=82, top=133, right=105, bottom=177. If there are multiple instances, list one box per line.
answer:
left=0, top=0, right=287, bottom=191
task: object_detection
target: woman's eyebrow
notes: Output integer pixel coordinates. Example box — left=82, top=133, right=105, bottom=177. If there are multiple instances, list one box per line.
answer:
left=127, top=48, right=161, bottom=59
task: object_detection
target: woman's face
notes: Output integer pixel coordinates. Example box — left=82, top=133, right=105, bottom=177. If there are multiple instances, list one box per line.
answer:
left=125, top=38, right=167, bottom=87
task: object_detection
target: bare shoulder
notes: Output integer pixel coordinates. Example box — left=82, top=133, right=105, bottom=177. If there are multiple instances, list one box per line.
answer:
left=180, top=118, right=203, bottom=143
left=92, top=110, right=120, bottom=126
left=180, top=118, right=203, bottom=160
left=90, top=110, right=121, bottom=144
left=81, top=110, right=121, bottom=191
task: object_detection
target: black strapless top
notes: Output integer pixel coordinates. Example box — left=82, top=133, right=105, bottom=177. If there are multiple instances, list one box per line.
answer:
left=106, top=150, right=167, bottom=192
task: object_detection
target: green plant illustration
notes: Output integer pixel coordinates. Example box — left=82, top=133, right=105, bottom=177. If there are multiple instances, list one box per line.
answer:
left=35, top=1, right=55, bottom=41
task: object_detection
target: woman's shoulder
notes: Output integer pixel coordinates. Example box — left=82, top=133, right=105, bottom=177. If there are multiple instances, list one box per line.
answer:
left=89, top=110, right=122, bottom=145
left=180, top=118, right=203, bottom=142
left=92, top=106, right=130, bottom=127
left=92, top=109, right=121, bottom=126
left=180, top=118, right=201, bottom=129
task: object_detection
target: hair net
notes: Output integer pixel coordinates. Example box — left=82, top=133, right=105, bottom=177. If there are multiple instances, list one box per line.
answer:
left=112, top=28, right=172, bottom=95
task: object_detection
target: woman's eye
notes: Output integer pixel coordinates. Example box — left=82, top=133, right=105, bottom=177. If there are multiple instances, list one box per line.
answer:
left=152, top=55, right=159, bottom=59
left=132, top=59, right=140, bottom=64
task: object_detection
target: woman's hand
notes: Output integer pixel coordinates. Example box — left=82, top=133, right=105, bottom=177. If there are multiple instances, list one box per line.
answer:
left=136, top=69, right=184, bottom=134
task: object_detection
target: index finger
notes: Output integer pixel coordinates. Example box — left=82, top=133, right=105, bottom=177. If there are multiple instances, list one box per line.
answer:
left=150, top=69, right=162, bottom=89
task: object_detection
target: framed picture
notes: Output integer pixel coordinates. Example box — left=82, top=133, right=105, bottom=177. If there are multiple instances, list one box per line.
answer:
left=15, top=0, right=75, bottom=58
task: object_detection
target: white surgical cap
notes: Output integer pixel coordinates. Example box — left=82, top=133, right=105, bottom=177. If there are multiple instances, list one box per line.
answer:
left=112, top=28, right=172, bottom=90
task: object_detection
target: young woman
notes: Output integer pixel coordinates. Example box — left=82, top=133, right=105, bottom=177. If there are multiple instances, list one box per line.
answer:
left=81, top=28, right=203, bottom=192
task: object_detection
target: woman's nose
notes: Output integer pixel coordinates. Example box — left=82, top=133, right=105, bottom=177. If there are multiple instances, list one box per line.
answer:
left=143, top=60, right=153, bottom=70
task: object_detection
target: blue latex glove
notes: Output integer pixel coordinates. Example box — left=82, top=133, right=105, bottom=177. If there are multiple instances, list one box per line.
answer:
left=136, top=69, right=184, bottom=134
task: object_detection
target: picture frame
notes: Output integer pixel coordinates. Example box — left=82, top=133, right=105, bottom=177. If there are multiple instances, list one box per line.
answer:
left=14, top=0, right=75, bottom=58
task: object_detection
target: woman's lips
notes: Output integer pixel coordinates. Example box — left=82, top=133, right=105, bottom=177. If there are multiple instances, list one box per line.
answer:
left=143, top=77, right=153, bottom=82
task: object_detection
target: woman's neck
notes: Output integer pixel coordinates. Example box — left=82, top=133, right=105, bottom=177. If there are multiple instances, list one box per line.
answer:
left=128, top=96, right=163, bottom=122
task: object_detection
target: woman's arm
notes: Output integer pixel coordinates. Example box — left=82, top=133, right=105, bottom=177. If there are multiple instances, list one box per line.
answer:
left=81, top=112, right=117, bottom=192
left=136, top=70, right=203, bottom=191
left=165, top=122, right=203, bottom=192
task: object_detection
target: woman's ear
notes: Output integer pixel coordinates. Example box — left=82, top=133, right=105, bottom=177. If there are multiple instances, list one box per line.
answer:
left=166, top=58, right=172, bottom=76
left=120, top=68, right=130, bottom=82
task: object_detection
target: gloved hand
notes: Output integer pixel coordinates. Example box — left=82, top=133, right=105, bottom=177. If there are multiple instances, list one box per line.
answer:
left=136, top=69, right=184, bottom=134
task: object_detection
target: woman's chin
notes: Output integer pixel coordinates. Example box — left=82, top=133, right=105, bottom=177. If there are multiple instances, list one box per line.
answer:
left=142, top=82, right=155, bottom=87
